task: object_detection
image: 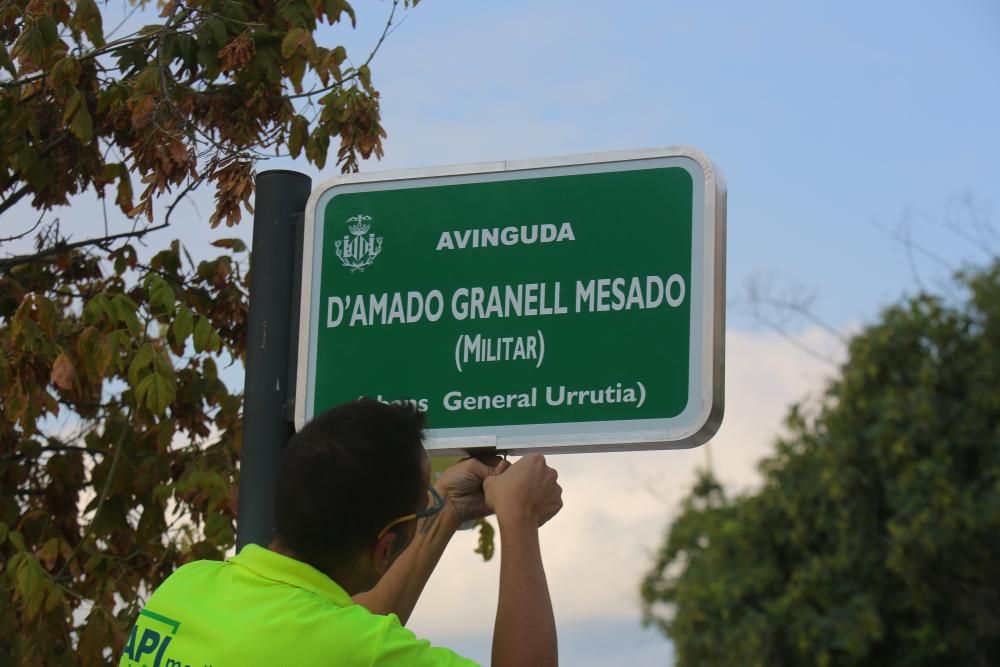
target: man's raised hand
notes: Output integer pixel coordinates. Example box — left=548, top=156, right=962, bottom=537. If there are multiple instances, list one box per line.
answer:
left=435, top=456, right=510, bottom=522
left=483, top=454, right=563, bottom=527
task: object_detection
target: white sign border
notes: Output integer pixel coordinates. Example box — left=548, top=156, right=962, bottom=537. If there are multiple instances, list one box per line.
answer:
left=295, top=146, right=726, bottom=454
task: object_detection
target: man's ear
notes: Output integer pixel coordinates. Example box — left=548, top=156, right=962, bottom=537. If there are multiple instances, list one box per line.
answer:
left=372, top=531, right=398, bottom=575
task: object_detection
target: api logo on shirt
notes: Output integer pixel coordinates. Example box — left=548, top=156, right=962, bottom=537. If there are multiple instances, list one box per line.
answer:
left=120, top=609, right=197, bottom=667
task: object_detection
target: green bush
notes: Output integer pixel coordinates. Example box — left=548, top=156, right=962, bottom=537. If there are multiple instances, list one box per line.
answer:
left=641, top=261, right=1000, bottom=667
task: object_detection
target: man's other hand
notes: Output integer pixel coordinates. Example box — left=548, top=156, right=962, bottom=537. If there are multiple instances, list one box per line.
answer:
left=435, top=457, right=510, bottom=522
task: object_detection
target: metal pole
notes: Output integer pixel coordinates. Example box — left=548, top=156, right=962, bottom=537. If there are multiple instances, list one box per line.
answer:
left=237, top=170, right=312, bottom=551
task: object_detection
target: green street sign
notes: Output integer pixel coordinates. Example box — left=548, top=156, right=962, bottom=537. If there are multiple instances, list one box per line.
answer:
left=295, top=147, right=726, bottom=454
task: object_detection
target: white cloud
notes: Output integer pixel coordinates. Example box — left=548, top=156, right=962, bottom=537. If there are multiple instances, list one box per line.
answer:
left=406, top=326, right=842, bottom=661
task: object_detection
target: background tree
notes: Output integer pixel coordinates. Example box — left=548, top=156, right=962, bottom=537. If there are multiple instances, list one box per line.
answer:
left=1, top=0, right=418, bottom=663
left=641, top=260, right=1000, bottom=667
left=0, top=0, right=402, bottom=229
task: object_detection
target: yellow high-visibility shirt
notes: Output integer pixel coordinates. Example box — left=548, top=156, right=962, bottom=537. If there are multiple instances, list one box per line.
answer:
left=120, top=544, right=479, bottom=667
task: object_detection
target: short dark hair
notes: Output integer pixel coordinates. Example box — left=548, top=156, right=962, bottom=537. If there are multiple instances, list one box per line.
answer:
left=273, top=398, right=426, bottom=569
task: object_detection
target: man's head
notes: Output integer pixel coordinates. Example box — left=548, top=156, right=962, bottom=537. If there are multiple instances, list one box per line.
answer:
left=273, top=399, right=429, bottom=587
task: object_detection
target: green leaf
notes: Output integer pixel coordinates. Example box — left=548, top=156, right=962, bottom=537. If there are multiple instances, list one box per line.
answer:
left=153, top=483, right=173, bottom=502
left=218, top=2, right=249, bottom=24
left=144, top=273, right=165, bottom=294
left=289, top=57, right=306, bottom=93
left=172, top=306, right=194, bottom=349
left=204, top=512, right=235, bottom=546
left=70, top=104, right=94, bottom=143
left=63, top=90, right=84, bottom=124
left=98, top=162, right=135, bottom=211
left=197, top=40, right=221, bottom=80
left=152, top=283, right=176, bottom=315
left=151, top=347, right=174, bottom=376
left=137, top=24, right=165, bottom=37
left=83, top=294, right=109, bottom=325
left=12, top=25, right=44, bottom=64
left=211, top=238, right=248, bottom=252
left=37, top=14, right=59, bottom=47
left=288, top=115, right=309, bottom=158
left=115, top=168, right=134, bottom=210
left=8, top=530, right=26, bottom=552
left=111, top=242, right=137, bottom=274
left=474, top=518, right=495, bottom=561
left=357, top=64, right=373, bottom=92
left=44, top=586, right=63, bottom=612
left=136, top=372, right=176, bottom=415
left=193, top=316, right=214, bottom=353
left=133, top=66, right=161, bottom=95
left=107, top=329, right=131, bottom=372
left=0, top=522, right=8, bottom=543
left=73, top=0, right=106, bottom=47
left=97, top=83, right=128, bottom=114
left=112, top=294, right=141, bottom=335
left=9, top=552, right=48, bottom=621
left=27, top=115, right=41, bottom=143
left=281, top=28, right=308, bottom=59
left=48, top=56, right=82, bottom=89
left=128, top=342, right=155, bottom=387
left=36, top=537, right=62, bottom=570
left=208, top=18, right=228, bottom=47
left=83, top=552, right=104, bottom=574
left=77, top=326, right=108, bottom=377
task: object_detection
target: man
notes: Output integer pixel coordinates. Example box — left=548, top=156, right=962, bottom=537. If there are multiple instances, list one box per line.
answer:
left=121, top=398, right=563, bottom=666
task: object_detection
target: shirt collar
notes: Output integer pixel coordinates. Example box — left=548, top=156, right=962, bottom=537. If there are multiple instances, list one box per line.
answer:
left=229, top=544, right=354, bottom=607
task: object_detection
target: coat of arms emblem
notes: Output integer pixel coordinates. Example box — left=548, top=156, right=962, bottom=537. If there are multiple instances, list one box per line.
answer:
left=335, top=214, right=383, bottom=272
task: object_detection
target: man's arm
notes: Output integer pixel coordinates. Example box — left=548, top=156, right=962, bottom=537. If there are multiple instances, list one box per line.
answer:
left=353, top=457, right=504, bottom=624
left=352, top=495, right=462, bottom=624
left=485, top=454, right=563, bottom=667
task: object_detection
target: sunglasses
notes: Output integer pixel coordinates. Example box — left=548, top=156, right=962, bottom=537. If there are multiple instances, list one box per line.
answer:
left=376, top=485, right=444, bottom=541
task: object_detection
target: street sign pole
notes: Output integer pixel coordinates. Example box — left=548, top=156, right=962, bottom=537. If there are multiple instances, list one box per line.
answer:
left=236, top=170, right=312, bottom=551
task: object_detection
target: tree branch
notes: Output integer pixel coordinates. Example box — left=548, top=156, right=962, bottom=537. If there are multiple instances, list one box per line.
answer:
left=0, top=221, right=169, bottom=272
left=55, top=413, right=130, bottom=582
left=0, top=214, right=43, bottom=243
left=0, top=184, right=31, bottom=218
left=748, top=310, right=842, bottom=367
left=2, top=445, right=108, bottom=462
left=737, top=273, right=847, bottom=367
left=0, top=20, right=205, bottom=91
left=284, top=0, right=401, bottom=101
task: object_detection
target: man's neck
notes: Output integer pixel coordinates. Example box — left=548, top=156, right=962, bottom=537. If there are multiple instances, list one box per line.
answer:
left=266, top=539, right=371, bottom=595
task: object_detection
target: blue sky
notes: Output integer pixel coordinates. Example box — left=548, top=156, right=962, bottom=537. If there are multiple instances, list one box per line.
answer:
left=295, top=0, right=1000, bottom=331
left=4, top=1, right=998, bottom=665
left=297, top=3, right=998, bottom=663
left=8, top=0, right=996, bottom=323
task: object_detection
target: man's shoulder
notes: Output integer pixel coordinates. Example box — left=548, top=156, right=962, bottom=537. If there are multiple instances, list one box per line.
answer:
left=148, top=558, right=227, bottom=597
left=372, top=613, right=481, bottom=666
left=165, top=557, right=225, bottom=579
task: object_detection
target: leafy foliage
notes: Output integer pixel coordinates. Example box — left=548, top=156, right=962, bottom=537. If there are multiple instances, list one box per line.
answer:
left=641, top=261, right=1000, bottom=667
left=0, top=0, right=416, bottom=226
left=1, top=0, right=421, bottom=663
left=1, top=238, right=247, bottom=664
left=472, top=517, right=495, bottom=561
